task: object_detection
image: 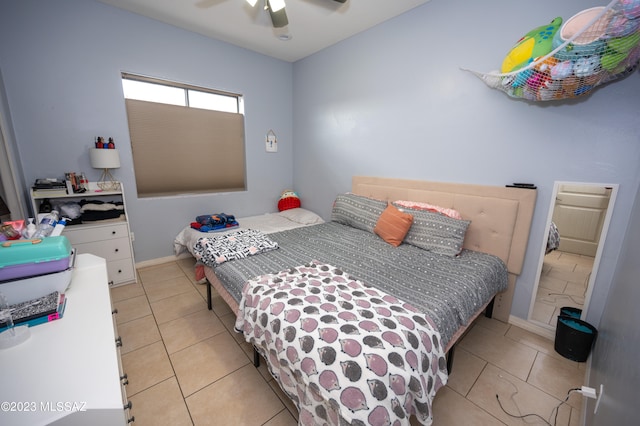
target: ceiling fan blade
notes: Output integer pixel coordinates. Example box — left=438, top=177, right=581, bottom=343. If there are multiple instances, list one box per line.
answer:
left=268, top=6, right=288, bottom=28
left=332, top=0, right=347, bottom=3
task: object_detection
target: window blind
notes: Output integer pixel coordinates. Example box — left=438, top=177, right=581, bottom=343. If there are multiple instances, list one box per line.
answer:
left=124, top=98, right=246, bottom=197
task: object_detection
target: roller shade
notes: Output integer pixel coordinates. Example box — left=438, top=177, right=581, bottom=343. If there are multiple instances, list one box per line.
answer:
left=125, top=98, right=246, bottom=197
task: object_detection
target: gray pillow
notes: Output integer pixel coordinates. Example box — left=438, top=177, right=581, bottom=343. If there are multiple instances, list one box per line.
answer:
left=330, top=193, right=386, bottom=233
left=401, top=207, right=471, bottom=257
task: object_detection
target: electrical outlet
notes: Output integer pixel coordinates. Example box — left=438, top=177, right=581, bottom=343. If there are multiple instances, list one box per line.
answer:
left=594, top=384, right=604, bottom=414
left=581, top=386, right=597, bottom=399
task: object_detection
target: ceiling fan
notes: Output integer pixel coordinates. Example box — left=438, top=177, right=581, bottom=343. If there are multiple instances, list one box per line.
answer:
left=247, top=0, right=347, bottom=28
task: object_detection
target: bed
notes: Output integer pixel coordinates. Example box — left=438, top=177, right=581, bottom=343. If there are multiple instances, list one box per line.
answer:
left=175, top=176, right=536, bottom=425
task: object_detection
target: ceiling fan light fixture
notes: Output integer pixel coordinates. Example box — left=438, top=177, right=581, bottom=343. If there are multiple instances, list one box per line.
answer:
left=268, top=0, right=285, bottom=12
left=246, top=0, right=259, bottom=6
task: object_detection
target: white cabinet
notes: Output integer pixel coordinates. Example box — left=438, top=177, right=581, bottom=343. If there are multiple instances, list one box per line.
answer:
left=30, top=182, right=136, bottom=287
left=0, top=254, right=133, bottom=425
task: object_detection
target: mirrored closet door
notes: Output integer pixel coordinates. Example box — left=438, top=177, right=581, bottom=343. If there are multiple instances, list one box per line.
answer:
left=528, top=182, right=618, bottom=330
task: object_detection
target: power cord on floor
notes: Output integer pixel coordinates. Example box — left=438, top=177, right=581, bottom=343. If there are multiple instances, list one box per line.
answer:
left=496, top=387, right=580, bottom=426
left=541, top=293, right=584, bottom=306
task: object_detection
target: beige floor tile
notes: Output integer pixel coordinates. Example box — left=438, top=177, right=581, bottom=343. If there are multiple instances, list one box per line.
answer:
left=505, top=325, right=555, bottom=355
left=547, top=267, right=589, bottom=284
left=171, top=331, right=250, bottom=397
left=110, top=281, right=145, bottom=302
left=118, top=314, right=161, bottom=354
left=467, top=363, right=572, bottom=426
left=263, top=409, right=298, bottom=426
left=144, top=276, right=199, bottom=303
left=176, top=256, right=197, bottom=272
left=150, top=289, right=207, bottom=325
left=138, top=262, right=186, bottom=283
left=539, top=274, right=568, bottom=292
left=121, top=340, right=174, bottom=396
left=527, top=352, right=585, bottom=408
left=193, top=281, right=210, bottom=300
left=128, top=377, right=192, bottom=426
left=564, top=281, right=588, bottom=299
left=123, top=259, right=593, bottom=426
left=113, top=294, right=152, bottom=324
left=186, top=364, right=284, bottom=426
left=459, top=324, right=537, bottom=381
left=159, top=308, right=227, bottom=354
left=446, top=347, right=486, bottom=396
left=432, top=386, right=504, bottom=425
left=531, top=297, right=557, bottom=325
left=473, top=316, right=510, bottom=336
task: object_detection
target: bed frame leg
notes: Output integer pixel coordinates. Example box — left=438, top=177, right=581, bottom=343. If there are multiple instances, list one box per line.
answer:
left=206, top=279, right=212, bottom=310
left=253, top=347, right=260, bottom=368
left=485, top=297, right=495, bottom=318
left=446, top=345, right=455, bottom=374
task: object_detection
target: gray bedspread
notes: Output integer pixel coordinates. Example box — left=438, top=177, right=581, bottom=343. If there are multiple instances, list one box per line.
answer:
left=209, top=221, right=507, bottom=347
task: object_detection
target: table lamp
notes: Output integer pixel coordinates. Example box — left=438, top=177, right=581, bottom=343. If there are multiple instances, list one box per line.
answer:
left=90, top=148, right=121, bottom=190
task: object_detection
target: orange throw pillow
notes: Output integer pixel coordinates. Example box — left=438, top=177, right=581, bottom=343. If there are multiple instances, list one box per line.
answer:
left=374, top=203, right=414, bottom=247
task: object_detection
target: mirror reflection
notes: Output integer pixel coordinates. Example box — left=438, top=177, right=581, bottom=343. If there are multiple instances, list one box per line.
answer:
left=529, top=182, right=617, bottom=329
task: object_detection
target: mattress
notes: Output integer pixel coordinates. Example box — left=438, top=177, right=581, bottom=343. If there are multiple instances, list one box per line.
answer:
left=208, top=221, right=508, bottom=348
left=174, top=208, right=324, bottom=256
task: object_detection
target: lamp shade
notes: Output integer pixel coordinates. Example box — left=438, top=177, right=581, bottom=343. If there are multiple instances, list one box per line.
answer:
left=90, top=148, right=121, bottom=169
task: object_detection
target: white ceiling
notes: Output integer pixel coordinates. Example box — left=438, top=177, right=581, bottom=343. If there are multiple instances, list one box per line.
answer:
left=98, top=0, right=431, bottom=62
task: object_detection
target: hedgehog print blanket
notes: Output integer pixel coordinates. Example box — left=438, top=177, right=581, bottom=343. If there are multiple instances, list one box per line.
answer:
left=193, top=229, right=278, bottom=266
left=235, top=261, right=448, bottom=426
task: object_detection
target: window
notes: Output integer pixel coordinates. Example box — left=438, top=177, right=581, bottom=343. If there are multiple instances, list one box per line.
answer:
left=121, top=73, right=246, bottom=198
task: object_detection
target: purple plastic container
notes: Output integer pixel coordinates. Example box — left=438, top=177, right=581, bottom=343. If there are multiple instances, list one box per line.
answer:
left=0, top=237, right=73, bottom=282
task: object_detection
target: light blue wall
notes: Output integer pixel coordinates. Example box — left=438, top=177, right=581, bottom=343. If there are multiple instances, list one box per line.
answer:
left=586, top=183, right=640, bottom=425
left=292, top=0, right=640, bottom=326
left=0, top=0, right=293, bottom=261
left=1, top=0, right=639, bottom=329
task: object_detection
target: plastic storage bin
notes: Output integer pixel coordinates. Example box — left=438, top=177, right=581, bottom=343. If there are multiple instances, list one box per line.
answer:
left=554, top=316, right=598, bottom=362
left=0, top=236, right=72, bottom=281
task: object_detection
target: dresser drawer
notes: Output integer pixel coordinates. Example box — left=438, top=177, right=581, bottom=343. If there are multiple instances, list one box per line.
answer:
left=64, top=222, right=129, bottom=245
left=107, top=259, right=136, bottom=285
left=73, top=237, right=132, bottom=261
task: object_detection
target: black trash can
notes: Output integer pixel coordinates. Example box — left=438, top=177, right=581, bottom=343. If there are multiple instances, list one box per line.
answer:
left=559, top=306, right=582, bottom=319
left=554, top=316, right=597, bottom=362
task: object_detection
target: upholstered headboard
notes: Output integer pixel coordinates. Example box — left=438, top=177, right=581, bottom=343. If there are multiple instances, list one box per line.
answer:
left=352, top=176, right=537, bottom=321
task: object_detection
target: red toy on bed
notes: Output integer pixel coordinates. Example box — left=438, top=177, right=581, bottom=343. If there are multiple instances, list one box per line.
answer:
left=277, top=189, right=300, bottom=211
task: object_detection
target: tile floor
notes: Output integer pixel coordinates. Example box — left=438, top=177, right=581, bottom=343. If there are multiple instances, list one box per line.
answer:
left=531, top=250, right=594, bottom=327
left=110, top=258, right=588, bottom=426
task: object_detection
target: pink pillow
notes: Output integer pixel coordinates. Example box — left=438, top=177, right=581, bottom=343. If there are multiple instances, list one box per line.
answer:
left=393, top=200, right=463, bottom=220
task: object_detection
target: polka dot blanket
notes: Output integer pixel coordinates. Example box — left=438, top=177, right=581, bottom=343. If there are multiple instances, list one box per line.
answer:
left=235, top=261, right=448, bottom=426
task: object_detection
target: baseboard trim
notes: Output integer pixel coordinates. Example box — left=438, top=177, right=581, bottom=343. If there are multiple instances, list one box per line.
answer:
left=136, top=253, right=193, bottom=269
left=508, top=315, right=556, bottom=341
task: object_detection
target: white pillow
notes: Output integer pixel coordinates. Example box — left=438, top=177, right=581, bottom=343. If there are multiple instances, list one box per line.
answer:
left=277, top=208, right=324, bottom=225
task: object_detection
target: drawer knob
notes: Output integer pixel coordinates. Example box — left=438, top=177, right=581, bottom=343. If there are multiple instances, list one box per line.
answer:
left=127, top=416, right=135, bottom=424
left=118, top=269, right=122, bottom=274
left=124, top=401, right=132, bottom=410
left=112, top=308, right=118, bottom=315
left=112, top=231, right=116, bottom=235
left=115, top=336, right=123, bottom=347
left=115, top=248, right=119, bottom=253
